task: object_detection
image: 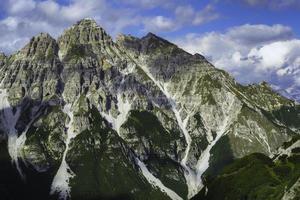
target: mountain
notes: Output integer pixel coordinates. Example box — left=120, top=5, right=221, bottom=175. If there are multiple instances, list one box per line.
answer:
left=0, top=18, right=299, bottom=200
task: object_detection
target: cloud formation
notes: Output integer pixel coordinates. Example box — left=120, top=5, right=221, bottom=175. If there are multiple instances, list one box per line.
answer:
left=238, top=0, right=300, bottom=9
left=175, top=24, right=300, bottom=100
left=143, top=4, right=219, bottom=32
left=0, top=0, right=219, bottom=54
left=0, top=0, right=142, bottom=54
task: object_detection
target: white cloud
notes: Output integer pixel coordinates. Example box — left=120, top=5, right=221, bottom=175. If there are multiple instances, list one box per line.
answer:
left=238, top=0, right=300, bottom=9
left=227, top=24, right=293, bottom=45
left=143, top=16, right=177, bottom=32
left=248, top=41, right=300, bottom=70
left=174, top=24, right=300, bottom=101
left=192, top=5, right=219, bottom=25
left=7, top=0, right=36, bottom=14
left=0, top=0, right=219, bottom=54
left=175, top=5, right=195, bottom=22
left=37, top=1, right=60, bottom=18
left=143, top=4, right=219, bottom=33
left=120, top=0, right=173, bottom=9
left=0, top=0, right=142, bottom=54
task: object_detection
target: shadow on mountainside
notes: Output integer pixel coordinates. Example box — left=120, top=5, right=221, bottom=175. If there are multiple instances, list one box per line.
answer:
left=0, top=97, right=149, bottom=200
left=0, top=97, right=58, bottom=200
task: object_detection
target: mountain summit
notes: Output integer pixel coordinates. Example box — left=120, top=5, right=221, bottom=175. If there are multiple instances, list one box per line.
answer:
left=0, top=19, right=299, bottom=200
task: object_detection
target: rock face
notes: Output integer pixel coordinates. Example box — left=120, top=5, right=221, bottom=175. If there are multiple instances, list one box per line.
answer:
left=0, top=19, right=299, bottom=200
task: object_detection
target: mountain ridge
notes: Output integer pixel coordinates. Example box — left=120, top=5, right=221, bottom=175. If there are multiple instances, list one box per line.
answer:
left=0, top=18, right=299, bottom=200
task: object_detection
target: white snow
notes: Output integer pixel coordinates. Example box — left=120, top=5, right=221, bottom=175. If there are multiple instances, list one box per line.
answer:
left=281, top=177, right=300, bottom=200
left=17, top=112, right=42, bottom=162
left=58, top=50, right=63, bottom=61
left=99, top=93, right=132, bottom=136
left=245, top=119, right=272, bottom=155
left=119, top=62, right=136, bottom=75
left=0, top=87, right=25, bottom=177
left=136, top=158, right=183, bottom=200
left=0, top=75, right=45, bottom=179
left=275, top=140, right=300, bottom=160
left=51, top=104, right=77, bottom=200
left=172, top=106, right=197, bottom=198
left=136, top=62, right=196, bottom=198
left=115, top=94, right=132, bottom=134
left=99, top=91, right=182, bottom=200
left=195, top=93, right=239, bottom=194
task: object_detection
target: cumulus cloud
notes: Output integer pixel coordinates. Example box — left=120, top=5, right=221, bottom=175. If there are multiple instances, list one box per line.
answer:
left=192, top=5, right=219, bottom=25
left=143, top=16, right=177, bottom=32
left=143, top=4, right=219, bottom=33
left=7, top=0, right=36, bottom=14
left=0, top=0, right=218, bottom=54
left=0, top=0, right=142, bottom=54
left=238, top=0, right=300, bottom=9
left=174, top=24, right=300, bottom=100
left=226, top=24, right=293, bottom=45
left=119, top=0, right=173, bottom=9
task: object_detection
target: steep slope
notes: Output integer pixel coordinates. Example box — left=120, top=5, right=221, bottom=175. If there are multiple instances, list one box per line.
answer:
left=192, top=136, right=300, bottom=200
left=117, top=32, right=299, bottom=197
left=0, top=18, right=299, bottom=200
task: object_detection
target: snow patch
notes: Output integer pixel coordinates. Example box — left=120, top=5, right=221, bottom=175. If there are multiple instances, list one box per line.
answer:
left=99, top=93, right=132, bottom=136
left=58, top=50, right=63, bottom=61
left=99, top=92, right=182, bottom=200
left=0, top=88, right=25, bottom=177
left=276, top=140, right=300, bottom=160
left=172, top=106, right=197, bottom=198
left=136, top=63, right=195, bottom=198
left=0, top=76, right=45, bottom=179
left=51, top=104, right=77, bottom=200
left=115, top=94, right=132, bottom=134
left=246, top=119, right=272, bottom=155
left=136, top=158, right=183, bottom=200
left=195, top=93, right=240, bottom=193
left=282, top=177, right=300, bottom=200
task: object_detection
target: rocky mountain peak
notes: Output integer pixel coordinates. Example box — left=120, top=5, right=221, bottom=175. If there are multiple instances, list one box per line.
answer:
left=0, top=52, right=6, bottom=67
left=19, top=32, right=58, bottom=60
left=77, top=18, right=98, bottom=26
left=259, top=81, right=272, bottom=88
left=0, top=52, right=6, bottom=60
left=59, top=18, right=112, bottom=44
left=57, top=19, right=113, bottom=60
left=140, top=32, right=175, bottom=52
left=0, top=52, right=5, bottom=58
left=144, top=32, right=160, bottom=39
left=193, top=53, right=206, bottom=60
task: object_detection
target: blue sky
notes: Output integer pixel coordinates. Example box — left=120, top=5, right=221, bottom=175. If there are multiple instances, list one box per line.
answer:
left=1, top=0, right=300, bottom=100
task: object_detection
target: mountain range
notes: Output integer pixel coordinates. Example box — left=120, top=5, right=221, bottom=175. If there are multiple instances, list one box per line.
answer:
left=0, top=18, right=300, bottom=200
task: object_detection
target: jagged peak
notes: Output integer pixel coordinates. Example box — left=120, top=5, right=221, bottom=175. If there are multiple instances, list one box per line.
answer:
left=247, top=81, right=272, bottom=91
left=141, top=32, right=172, bottom=45
left=116, top=33, right=138, bottom=42
left=259, top=81, right=271, bottom=88
left=0, top=51, right=6, bottom=66
left=64, top=18, right=109, bottom=36
left=19, top=32, right=58, bottom=60
left=144, top=32, right=157, bottom=38
left=58, top=18, right=113, bottom=48
left=25, top=32, right=57, bottom=46
left=35, top=32, right=54, bottom=39
left=56, top=18, right=114, bottom=61
left=0, top=52, right=6, bottom=58
left=76, top=18, right=99, bottom=27
left=193, top=53, right=206, bottom=60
